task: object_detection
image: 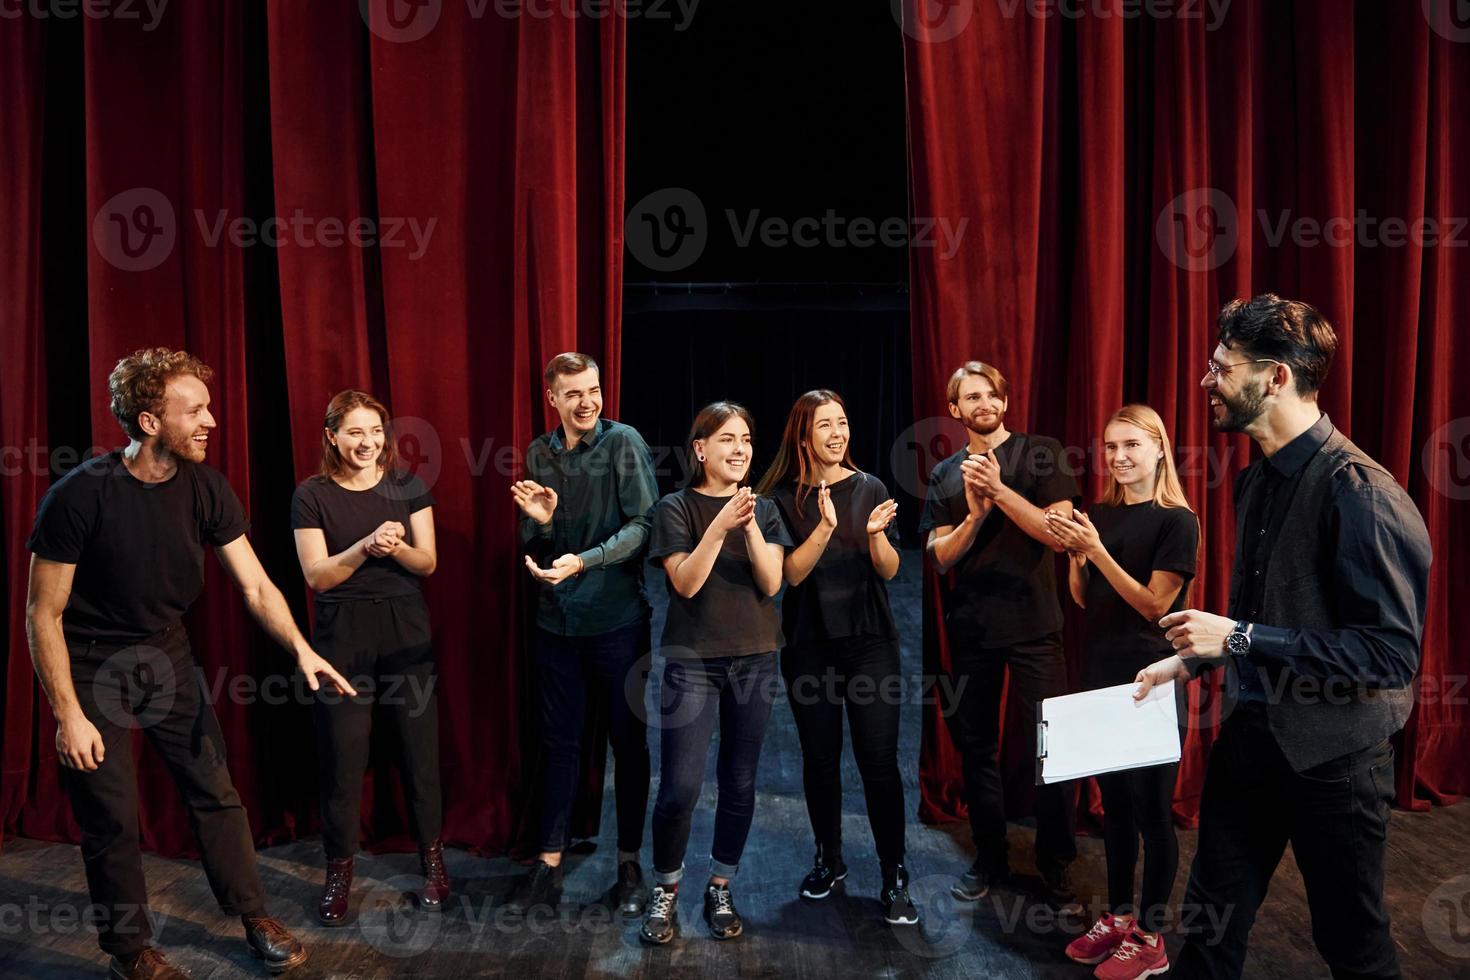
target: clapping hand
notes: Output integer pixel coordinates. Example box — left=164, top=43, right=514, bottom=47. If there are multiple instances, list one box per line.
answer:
left=511, top=480, right=558, bottom=525
left=866, top=498, right=898, bottom=536
left=712, top=487, right=756, bottom=535
left=523, top=553, right=584, bottom=586
left=364, top=520, right=405, bottom=557
left=1044, top=510, right=1100, bottom=560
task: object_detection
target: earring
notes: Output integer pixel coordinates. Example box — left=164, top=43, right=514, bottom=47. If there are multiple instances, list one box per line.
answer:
left=697, top=454, right=706, bottom=462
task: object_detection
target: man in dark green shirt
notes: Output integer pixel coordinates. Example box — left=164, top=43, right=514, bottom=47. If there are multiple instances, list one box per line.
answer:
left=507, top=352, right=658, bottom=918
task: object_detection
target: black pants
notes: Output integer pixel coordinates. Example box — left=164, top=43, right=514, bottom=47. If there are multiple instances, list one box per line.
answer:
left=781, top=635, right=907, bottom=868
left=312, top=593, right=441, bottom=860
left=1097, top=761, right=1179, bottom=933
left=944, top=631, right=1077, bottom=875
left=533, top=618, right=651, bottom=854
left=1173, top=703, right=1399, bottom=980
left=61, top=623, right=266, bottom=957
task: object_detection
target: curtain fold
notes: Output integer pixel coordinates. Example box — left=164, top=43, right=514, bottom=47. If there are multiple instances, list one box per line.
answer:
left=903, top=0, right=1470, bottom=826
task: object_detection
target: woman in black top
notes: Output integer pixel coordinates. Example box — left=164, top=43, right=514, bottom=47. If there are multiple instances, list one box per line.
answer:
left=640, top=402, right=792, bottom=946
left=1044, top=404, right=1199, bottom=977
left=291, top=390, right=446, bottom=925
left=753, top=389, right=917, bottom=926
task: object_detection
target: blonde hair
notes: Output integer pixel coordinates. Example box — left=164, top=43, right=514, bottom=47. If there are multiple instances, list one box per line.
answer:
left=946, top=361, right=1009, bottom=404
left=108, top=348, right=214, bottom=440
left=1099, top=404, right=1192, bottom=511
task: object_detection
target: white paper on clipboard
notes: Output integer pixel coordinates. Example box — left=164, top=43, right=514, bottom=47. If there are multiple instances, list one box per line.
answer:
left=1036, top=680, right=1181, bottom=785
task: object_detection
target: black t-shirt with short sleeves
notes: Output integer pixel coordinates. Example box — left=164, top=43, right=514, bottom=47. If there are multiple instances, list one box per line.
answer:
left=647, top=489, right=793, bottom=658
left=291, top=470, right=435, bottom=602
left=1082, top=501, right=1200, bottom=687
left=770, top=472, right=899, bottom=646
left=26, top=451, right=250, bottom=643
left=917, top=433, right=1080, bottom=646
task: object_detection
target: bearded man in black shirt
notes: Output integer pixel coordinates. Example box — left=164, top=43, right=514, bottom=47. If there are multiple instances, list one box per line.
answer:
left=26, top=349, right=356, bottom=979
left=1135, top=296, right=1432, bottom=979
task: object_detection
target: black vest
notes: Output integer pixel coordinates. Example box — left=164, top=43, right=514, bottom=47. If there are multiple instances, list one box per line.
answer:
left=1223, top=428, right=1416, bottom=771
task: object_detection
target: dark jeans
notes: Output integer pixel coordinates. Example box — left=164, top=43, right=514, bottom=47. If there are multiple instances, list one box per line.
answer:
left=651, top=653, right=779, bottom=884
left=312, top=594, right=441, bottom=860
left=534, top=618, right=652, bottom=854
left=1097, top=760, right=1180, bottom=933
left=61, top=623, right=265, bottom=957
left=1173, top=704, right=1399, bottom=980
left=781, top=635, right=906, bottom=868
left=943, top=631, right=1077, bottom=875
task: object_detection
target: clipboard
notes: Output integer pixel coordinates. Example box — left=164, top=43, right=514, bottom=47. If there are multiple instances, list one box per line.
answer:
left=1036, top=680, right=1181, bottom=785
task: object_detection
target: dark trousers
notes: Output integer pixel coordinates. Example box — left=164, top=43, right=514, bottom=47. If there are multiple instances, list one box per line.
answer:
left=1097, top=760, right=1180, bottom=933
left=1173, top=704, right=1399, bottom=980
left=944, top=631, right=1077, bottom=875
left=534, top=618, right=652, bottom=854
left=61, top=623, right=265, bottom=957
left=781, top=635, right=907, bottom=868
left=312, top=593, right=442, bottom=860
left=651, top=653, right=778, bottom=884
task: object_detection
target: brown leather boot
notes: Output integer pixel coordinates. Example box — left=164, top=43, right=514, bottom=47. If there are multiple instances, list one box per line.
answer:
left=242, top=915, right=308, bottom=974
left=108, top=947, right=190, bottom=980
left=417, top=839, right=451, bottom=910
left=317, top=856, right=354, bottom=926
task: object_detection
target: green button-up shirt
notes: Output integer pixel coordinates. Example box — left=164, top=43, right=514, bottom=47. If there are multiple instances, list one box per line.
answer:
left=520, top=418, right=658, bottom=636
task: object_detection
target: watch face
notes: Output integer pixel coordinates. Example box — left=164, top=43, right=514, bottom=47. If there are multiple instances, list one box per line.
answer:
left=1226, top=630, right=1249, bottom=655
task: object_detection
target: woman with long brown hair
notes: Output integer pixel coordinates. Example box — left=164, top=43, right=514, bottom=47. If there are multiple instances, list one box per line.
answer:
left=290, top=390, right=447, bottom=926
left=753, top=390, right=915, bottom=926
left=639, top=401, right=792, bottom=946
left=1045, top=404, right=1199, bottom=980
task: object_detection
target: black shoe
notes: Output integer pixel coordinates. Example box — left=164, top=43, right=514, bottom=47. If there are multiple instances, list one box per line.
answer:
left=703, top=882, right=743, bottom=940
left=1039, top=864, right=1081, bottom=911
left=799, top=847, right=848, bottom=900
left=639, top=885, right=678, bottom=945
left=881, top=864, right=920, bottom=926
left=109, top=948, right=191, bottom=980
left=950, top=860, right=993, bottom=901
left=503, top=860, right=564, bottom=915
left=612, top=860, right=648, bottom=917
left=242, top=915, right=308, bottom=975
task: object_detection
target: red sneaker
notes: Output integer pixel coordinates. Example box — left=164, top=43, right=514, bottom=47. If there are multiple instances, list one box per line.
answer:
left=1094, top=929, right=1169, bottom=980
left=1065, top=912, right=1133, bottom=964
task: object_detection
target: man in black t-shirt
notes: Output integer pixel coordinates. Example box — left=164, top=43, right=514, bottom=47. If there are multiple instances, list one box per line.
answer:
left=918, top=361, right=1080, bottom=907
left=25, top=348, right=354, bottom=980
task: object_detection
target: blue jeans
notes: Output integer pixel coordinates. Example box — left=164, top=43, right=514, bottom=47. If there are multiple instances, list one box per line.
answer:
left=534, top=618, right=652, bottom=854
left=651, top=653, right=779, bottom=884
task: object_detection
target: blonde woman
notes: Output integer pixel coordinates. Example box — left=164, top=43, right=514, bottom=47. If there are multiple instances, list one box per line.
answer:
left=1045, top=404, right=1199, bottom=980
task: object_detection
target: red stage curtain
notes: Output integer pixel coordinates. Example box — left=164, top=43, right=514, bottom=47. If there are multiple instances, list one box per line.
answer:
left=902, top=0, right=1470, bottom=826
left=0, top=4, right=625, bottom=857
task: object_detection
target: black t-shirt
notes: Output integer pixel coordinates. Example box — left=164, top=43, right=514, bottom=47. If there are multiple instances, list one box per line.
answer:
left=917, top=433, right=1080, bottom=646
left=647, top=489, right=793, bottom=658
left=26, top=451, right=250, bottom=643
left=771, top=472, right=899, bottom=646
left=291, top=470, right=435, bottom=602
left=1081, top=501, right=1200, bottom=687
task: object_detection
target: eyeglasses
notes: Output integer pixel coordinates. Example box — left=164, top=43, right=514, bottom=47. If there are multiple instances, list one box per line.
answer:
left=1206, top=357, right=1282, bottom=379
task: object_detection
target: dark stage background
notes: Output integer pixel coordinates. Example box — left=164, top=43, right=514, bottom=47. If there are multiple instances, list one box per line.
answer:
left=2, top=0, right=1468, bottom=866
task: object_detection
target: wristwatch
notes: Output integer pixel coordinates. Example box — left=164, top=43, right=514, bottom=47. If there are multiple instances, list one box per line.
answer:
left=1225, top=620, right=1253, bottom=656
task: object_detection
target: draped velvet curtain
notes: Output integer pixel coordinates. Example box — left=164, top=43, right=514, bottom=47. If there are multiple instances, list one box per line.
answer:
left=904, top=0, right=1470, bottom=826
left=1, top=2, right=624, bottom=856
